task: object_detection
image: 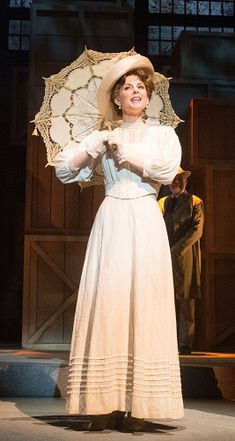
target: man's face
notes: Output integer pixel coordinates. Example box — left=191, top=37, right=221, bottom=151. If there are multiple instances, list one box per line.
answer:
left=169, top=174, right=187, bottom=196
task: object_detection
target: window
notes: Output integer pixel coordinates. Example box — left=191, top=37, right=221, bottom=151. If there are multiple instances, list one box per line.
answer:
left=9, top=0, right=32, bottom=7
left=8, top=0, right=32, bottom=51
left=147, top=1, right=234, bottom=55
left=8, top=19, right=30, bottom=50
left=149, top=0, right=234, bottom=15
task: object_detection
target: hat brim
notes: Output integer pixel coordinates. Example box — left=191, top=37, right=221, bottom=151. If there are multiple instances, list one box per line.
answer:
left=97, top=54, right=154, bottom=122
left=177, top=170, right=191, bottom=178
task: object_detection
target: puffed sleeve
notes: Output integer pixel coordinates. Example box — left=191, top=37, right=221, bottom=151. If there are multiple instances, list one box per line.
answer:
left=52, top=130, right=106, bottom=184
left=143, top=126, right=181, bottom=185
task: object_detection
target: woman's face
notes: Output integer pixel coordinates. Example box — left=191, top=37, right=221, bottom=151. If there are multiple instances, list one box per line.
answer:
left=114, top=74, right=149, bottom=118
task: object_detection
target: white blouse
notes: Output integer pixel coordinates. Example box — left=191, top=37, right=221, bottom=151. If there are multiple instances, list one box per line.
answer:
left=54, top=121, right=182, bottom=199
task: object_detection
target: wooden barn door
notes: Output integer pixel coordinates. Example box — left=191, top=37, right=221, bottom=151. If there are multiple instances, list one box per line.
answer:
left=186, top=98, right=235, bottom=352
left=22, top=1, right=133, bottom=349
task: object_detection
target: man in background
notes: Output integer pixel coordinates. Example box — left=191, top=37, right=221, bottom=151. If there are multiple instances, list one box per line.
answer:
left=158, top=168, right=204, bottom=355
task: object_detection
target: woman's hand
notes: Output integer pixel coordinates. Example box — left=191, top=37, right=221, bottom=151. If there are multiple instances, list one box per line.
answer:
left=107, top=134, right=143, bottom=172
left=86, top=130, right=109, bottom=159
left=107, top=134, right=127, bottom=164
left=70, top=130, right=109, bottom=170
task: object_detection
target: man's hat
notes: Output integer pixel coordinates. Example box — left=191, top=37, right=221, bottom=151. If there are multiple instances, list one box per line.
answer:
left=176, top=167, right=191, bottom=178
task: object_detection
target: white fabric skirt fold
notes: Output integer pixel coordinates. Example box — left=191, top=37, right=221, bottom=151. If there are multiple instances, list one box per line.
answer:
left=66, top=194, right=184, bottom=419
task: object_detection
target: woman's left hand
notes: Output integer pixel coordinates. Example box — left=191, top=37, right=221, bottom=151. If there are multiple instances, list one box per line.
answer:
left=107, top=134, right=126, bottom=164
left=107, top=134, right=144, bottom=173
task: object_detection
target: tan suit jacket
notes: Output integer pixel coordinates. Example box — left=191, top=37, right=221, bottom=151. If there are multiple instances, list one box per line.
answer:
left=158, top=191, right=204, bottom=299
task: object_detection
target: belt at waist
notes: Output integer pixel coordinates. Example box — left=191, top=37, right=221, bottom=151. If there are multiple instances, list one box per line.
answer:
left=105, top=181, right=158, bottom=199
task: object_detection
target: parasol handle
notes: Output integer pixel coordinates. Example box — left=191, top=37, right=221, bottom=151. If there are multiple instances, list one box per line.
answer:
left=106, top=121, right=113, bottom=131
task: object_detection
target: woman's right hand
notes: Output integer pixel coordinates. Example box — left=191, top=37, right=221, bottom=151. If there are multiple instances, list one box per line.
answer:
left=86, top=130, right=109, bottom=159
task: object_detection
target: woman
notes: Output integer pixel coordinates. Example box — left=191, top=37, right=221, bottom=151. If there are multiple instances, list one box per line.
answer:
left=54, top=53, right=184, bottom=431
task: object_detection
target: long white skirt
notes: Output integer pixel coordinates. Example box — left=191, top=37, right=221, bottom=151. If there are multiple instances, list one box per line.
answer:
left=66, top=194, right=184, bottom=419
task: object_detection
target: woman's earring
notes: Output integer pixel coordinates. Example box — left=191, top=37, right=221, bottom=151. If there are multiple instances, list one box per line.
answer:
left=118, top=105, right=121, bottom=110
left=143, top=105, right=148, bottom=121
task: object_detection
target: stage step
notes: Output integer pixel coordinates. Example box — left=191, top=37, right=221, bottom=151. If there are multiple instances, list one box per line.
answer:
left=0, top=350, right=234, bottom=399
left=0, top=350, right=68, bottom=398
left=180, top=351, right=235, bottom=400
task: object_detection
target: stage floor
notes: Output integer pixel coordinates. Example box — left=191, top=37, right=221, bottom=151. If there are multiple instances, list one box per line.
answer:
left=0, top=397, right=235, bottom=441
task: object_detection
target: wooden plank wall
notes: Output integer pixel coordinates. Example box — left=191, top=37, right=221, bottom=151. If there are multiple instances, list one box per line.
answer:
left=23, top=1, right=133, bottom=349
left=186, top=98, right=235, bottom=351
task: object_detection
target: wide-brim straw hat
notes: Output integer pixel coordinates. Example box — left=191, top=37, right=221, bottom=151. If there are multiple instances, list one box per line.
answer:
left=97, top=54, right=154, bottom=122
left=176, top=167, right=191, bottom=178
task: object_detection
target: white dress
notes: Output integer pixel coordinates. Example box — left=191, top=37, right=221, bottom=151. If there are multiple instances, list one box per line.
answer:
left=55, top=121, right=184, bottom=420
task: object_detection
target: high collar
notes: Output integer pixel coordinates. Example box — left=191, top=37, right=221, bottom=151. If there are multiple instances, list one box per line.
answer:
left=120, top=120, right=146, bottom=129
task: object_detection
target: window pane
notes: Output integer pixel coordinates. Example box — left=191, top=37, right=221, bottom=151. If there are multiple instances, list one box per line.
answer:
left=9, top=20, right=21, bottom=34
left=9, top=0, right=21, bottom=6
left=161, top=26, right=172, bottom=40
left=22, top=20, right=30, bottom=34
left=223, top=27, right=234, bottom=33
left=161, top=40, right=172, bottom=55
left=9, top=0, right=32, bottom=6
left=211, top=1, right=222, bottom=15
left=161, top=0, right=173, bottom=13
left=8, top=35, right=20, bottom=50
left=21, top=35, right=30, bottom=50
left=186, top=1, right=197, bottom=14
left=149, top=0, right=160, bottom=13
left=148, top=25, right=159, bottom=39
left=22, top=0, right=32, bottom=6
left=210, top=27, right=222, bottom=31
left=186, top=26, right=197, bottom=31
left=198, top=1, right=209, bottom=15
left=223, top=2, right=234, bottom=15
left=148, top=40, right=160, bottom=55
left=174, top=0, right=185, bottom=14
left=173, top=26, right=184, bottom=40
